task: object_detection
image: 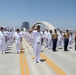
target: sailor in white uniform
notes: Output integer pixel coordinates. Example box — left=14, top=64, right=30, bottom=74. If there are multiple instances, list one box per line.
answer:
left=0, top=27, right=7, bottom=54
left=68, top=31, right=73, bottom=48
left=48, top=30, right=52, bottom=49
left=4, top=28, right=8, bottom=50
left=13, top=29, right=22, bottom=53
left=58, top=30, right=63, bottom=49
left=44, top=29, right=49, bottom=47
left=30, top=25, right=42, bottom=63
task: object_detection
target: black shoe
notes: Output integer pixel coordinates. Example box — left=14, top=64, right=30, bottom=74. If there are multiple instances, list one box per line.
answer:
left=64, top=50, right=69, bottom=52
left=66, top=50, right=69, bottom=51
left=53, top=50, right=56, bottom=52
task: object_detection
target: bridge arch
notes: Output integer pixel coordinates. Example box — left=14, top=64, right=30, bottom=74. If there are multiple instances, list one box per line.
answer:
left=32, top=21, right=55, bottom=30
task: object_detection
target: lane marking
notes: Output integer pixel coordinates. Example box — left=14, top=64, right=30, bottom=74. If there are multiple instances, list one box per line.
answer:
left=20, top=43, right=25, bottom=75
left=20, top=43, right=30, bottom=75
left=20, top=54, right=25, bottom=75
left=41, top=53, right=66, bottom=75
left=23, top=38, right=66, bottom=75
left=23, top=54, right=30, bottom=75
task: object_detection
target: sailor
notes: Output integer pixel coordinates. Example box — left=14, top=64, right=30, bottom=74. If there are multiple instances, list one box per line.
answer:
left=30, top=26, right=37, bottom=48
left=31, top=25, right=42, bottom=63
left=40, top=30, right=44, bottom=45
left=9, top=30, right=14, bottom=44
left=47, top=30, right=52, bottom=49
left=13, top=29, right=22, bottom=53
left=4, top=28, right=8, bottom=50
left=0, top=27, right=7, bottom=54
left=52, top=29, right=58, bottom=52
left=68, top=31, right=73, bottom=48
left=74, top=33, right=76, bottom=50
left=64, top=30, right=69, bottom=51
left=44, top=29, right=49, bottom=47
left=58, top=30, right=63, bottom=49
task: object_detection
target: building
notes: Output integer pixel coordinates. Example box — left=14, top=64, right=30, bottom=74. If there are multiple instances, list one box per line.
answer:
left=21, top=21, right=29, bottom=29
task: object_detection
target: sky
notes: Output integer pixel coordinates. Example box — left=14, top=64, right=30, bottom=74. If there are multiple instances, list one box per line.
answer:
left=0, top=0, right=76, bottom=29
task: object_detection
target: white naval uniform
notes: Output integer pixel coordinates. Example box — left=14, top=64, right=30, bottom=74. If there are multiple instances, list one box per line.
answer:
left=32, top=31, right=41, bottom=62
left=68, top=34, right=73, bottom=48
left=44, top=31, right=48, bottom=47
left=0, top=31, right=6, bottom=54
left=9, top=31, right=14, bottom=44
left=47, top=32, right=52, bottom=49
left=13, top=32, right=22, bottom=52
left=31, top=30, right=37, bottom=48
left=58, top=33, right=63, bottom=48
left=4, top=31, right=8, bottom=50
left=7, top=31, right=10, bottom=46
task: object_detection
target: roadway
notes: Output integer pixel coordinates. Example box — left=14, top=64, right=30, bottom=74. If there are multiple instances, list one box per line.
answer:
left=0, top=38, right=76, bottom=75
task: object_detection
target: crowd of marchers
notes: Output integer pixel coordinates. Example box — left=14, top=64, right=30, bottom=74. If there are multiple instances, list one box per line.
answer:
left=22, top=25, right=76, bottom=63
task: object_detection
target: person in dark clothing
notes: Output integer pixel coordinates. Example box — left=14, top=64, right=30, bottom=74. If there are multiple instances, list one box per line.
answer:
left=74, top=33, right=76, bottom=50
left=52, top=29, right=58, bottom=52
left=64, top=30, right=69, bottom=51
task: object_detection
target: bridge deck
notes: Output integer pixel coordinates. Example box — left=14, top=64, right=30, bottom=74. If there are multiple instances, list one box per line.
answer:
left=0, top=39, right=76, bottom=75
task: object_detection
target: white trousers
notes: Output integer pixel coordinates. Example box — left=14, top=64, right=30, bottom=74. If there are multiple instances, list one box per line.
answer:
left=0, top=40, right=5, bottom=52
left=68, top=40, right=73, bottom=48
left=58, top=39, right=63, bottom=48
left=45, top=38, right=48, bottom=47
left=5, top=42, right=8, bottom=50
left=33, top=43, right=41, bottom=61
left=48, top=39, right=52, bottom=49
left=16, top=41, right=20, bottom=52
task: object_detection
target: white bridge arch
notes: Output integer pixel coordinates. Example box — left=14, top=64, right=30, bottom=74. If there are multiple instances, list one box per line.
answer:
left=32, top=21, right=55, bottom=30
